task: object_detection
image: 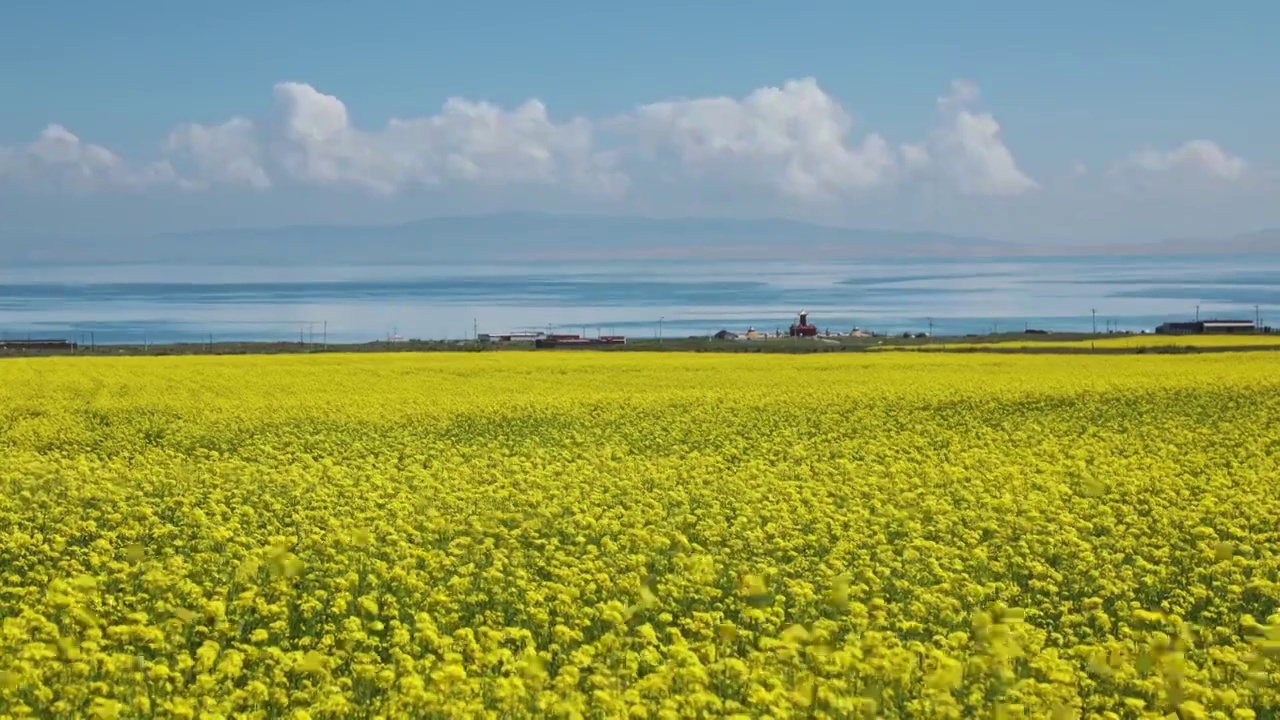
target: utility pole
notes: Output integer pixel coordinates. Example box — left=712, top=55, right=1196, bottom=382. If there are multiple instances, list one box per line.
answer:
left=658, top=316, right=664, bottom=344
left=1091, top=309, right=1097, bottom=334
left=1196, top=305, right=1200, bottom=322
left=323, top=321, right=328, bottom=349
left=1256, top=305, right=1261, bottom=330
left=474, top=318, right=478, bottom=342
left=928, top=317, right=934, bottom=339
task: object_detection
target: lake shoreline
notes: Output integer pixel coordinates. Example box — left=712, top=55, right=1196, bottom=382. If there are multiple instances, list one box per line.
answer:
left=5, top=332, right=1280, bottom=358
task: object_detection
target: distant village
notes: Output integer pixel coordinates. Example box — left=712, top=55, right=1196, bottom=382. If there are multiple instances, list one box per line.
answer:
left=472, top=310, right=1273, bottom=349
left=0, top=309, right=1272, bottom=353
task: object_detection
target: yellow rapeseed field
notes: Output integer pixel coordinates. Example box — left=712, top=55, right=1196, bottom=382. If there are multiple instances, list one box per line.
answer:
left=879, top=334, right=1280, bottom=351
left=1, top=352, right=1278, bottom=719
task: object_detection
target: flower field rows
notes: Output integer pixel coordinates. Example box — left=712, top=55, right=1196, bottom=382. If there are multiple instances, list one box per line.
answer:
left=1, top=352, right=1278, bottom=718
left=876, top=334, right=1280, bottom=351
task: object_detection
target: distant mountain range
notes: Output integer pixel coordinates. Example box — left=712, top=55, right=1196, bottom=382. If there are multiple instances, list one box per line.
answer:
left=1052, top=228, right=1280, bottom=258
left=3, top=212, right=1277, bottom=264
left=1137, top=228, right=1280, bottom=257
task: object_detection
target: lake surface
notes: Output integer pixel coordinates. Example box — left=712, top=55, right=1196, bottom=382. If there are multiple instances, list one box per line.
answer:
left=1, top=256, right=1276, bottom=344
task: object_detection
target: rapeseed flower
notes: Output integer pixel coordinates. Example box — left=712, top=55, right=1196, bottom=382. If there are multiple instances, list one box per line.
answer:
left=0, top=352, right=1278, bottom=716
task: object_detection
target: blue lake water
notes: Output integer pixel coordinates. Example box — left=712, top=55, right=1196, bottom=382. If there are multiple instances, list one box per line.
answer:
left=1, top=256, right=1276, bottom=344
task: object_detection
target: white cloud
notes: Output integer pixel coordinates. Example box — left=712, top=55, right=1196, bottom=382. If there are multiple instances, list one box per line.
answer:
left=1118, top=140, right=1246, bottom=181
left=625, top=78, right=896, bottom=200
left=0, top=124, right=176, bottom=192
left=270, top=82, right=626, bottom=196
left=165, top=117, right=271, bottom=190
left=1, top=78, right=1260, bottom=217
left=900, top=79, right=1039, bottom=196
left=901, top=143, right=931, bottom=174
left=624, top=76, right=1037, bottom=200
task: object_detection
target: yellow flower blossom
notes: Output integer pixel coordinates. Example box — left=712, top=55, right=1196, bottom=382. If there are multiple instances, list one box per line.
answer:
left=0, top=352, right=1278, bottom=716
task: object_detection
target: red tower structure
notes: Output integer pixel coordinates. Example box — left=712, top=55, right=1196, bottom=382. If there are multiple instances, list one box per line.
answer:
left=789, top=310, right=819, bottom=337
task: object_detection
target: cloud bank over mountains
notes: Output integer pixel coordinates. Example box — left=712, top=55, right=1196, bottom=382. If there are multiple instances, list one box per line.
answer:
left=0, top=78, right=1251, bottom=204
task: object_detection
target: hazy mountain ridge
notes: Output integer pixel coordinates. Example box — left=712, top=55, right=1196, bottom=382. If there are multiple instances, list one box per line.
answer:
left=0, top=213, right=1012, bottom=264
left=1143, top=228, right=1280, bottom=256
left=2, top=212, right=1276, bottom=264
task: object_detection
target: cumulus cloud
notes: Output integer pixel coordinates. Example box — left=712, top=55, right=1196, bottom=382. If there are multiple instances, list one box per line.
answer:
left=899, top=80, right=1039, bottom=196
left=1, top=78, right=1256, bottom=209
left=619, top=77, right=1037, bottom=200
left=0, top=85, right=629, bottom=197
left=0, top=124, right=176, bottom=192
left=625, top=77, right=896, bottom=200
left=165, top=117, right=271, bottom=189
left=1117, top=140, right=1246, bottom=181
left=271, top=82, right=626, bottom=196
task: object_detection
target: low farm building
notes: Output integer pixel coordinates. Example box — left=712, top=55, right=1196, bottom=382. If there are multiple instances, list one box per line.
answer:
left=1155, top=319, right=1256, bottom=335
left=535, top=335, right=626, bottom=349
left=0, top=339, right=77, bottom=350
left=482, top=331, right=545, bottom=343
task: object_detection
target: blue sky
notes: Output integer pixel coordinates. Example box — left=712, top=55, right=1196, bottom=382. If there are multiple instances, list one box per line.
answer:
left=1, top=0, right=1277, bottom=246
